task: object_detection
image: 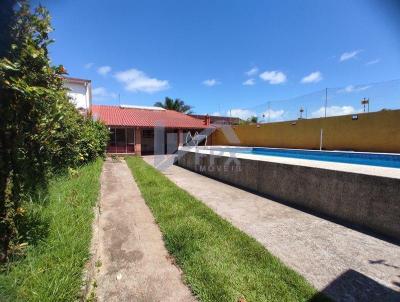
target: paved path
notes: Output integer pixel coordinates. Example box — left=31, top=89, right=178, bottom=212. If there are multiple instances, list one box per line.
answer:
left=144, top=155, right=400, bottom=301
left=92, top=159, right=195, bottom=301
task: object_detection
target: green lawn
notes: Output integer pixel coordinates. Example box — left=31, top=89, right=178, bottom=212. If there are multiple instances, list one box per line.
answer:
left=126, top=156, right=329, bottom=302
left=0, top=159, right=103, bottom=302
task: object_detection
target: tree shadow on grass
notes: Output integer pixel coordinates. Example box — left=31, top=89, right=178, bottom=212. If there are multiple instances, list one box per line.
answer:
left=309, top=269, right=400, bottom=302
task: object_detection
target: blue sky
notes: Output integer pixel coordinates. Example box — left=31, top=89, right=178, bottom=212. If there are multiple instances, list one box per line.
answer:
left=40, top=0, right=400, bottom=119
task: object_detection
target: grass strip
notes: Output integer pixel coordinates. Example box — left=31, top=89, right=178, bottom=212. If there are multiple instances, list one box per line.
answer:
left=126, top=156, right=329, bottom=302
left=0, top=159, right=103, bottom=302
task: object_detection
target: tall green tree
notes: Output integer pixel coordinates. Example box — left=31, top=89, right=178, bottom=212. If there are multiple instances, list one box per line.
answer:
left=0, top=1, right=108, bottom=261
left=0, top=0, right=16, bottom=58
left=154, top=97, right=193, bottom=114
left=247, top=116, right=258, bottom=124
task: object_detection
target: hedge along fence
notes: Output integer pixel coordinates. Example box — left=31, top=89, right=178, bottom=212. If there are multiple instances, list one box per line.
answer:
left=0, top=2, right=109, bottom=262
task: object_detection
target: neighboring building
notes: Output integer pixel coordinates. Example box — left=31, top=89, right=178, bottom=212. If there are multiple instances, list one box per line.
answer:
left=91, top=105, right=212, bottom=155
left=190, top=114, right=241, bottom=126
left=63, top=77, right=92, bottom=112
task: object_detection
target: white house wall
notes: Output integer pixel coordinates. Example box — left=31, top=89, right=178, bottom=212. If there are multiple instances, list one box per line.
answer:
left=65, top=81, right=91, bottom=110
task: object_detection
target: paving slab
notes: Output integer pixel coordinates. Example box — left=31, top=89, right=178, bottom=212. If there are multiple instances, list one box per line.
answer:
left=144, top=155, right=400, bottom=301
left=92, top=158, right=195, bottom=301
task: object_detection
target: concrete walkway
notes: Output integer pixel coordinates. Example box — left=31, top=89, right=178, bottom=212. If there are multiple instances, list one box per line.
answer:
left=144, top=155, right=400, bottom=301
left=92, top=159, right=195, bottom=301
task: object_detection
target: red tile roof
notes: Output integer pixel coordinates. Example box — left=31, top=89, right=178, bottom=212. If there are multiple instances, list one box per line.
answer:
left=91, top=105, right=210, bottom=129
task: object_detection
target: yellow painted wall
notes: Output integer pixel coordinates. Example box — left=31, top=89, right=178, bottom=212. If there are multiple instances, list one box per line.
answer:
left=210, top=110, right=400, bottom=153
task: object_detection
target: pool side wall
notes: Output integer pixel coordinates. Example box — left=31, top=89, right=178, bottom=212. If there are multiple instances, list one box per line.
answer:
left=177, top=151, right=400, bottom=241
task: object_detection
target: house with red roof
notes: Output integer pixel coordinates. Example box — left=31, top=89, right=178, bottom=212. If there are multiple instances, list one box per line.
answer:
left=91, top=104, right=211, bottom=155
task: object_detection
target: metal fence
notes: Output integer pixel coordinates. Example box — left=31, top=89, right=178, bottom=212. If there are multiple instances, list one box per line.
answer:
left=229, top=79, right=400, bottom=123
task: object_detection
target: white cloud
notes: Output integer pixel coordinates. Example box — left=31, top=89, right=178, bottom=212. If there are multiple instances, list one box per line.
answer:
left=262, top=109, right=285, bottom=121
left=114, top=68, right=169, bottom=93
left=339, top=50, right=363, bottom=62
left=84, top=62, right=94, bottom=69
left=311, top=105, right=356, bottom=118
left=92, top=87, right=117, bottom=100
left=366, top=58, right=381, bottom=66
left=211, top=111, right=221, bottom=116
left=243, top=78, right=255, bottom=86
left=245, top=67, right=258, bottom=76
left=301, top=71, right=323, bottom=84
left=338, top=85, right=371, bottom=93
left=97, top=65, right=112, bottom=75
left=229, top=108, right=256, bottom=120
left=259, top=70, right=287, bottom=84
left=202, top=79, right=220, bottom=87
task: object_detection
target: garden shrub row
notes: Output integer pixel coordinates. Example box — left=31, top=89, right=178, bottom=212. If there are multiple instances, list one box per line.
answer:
left=0, top=1, right=108, bottom=262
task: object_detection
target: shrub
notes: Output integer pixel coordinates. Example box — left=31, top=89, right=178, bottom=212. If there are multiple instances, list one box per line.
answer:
left=0, top=1, right=108, bottom=261
left=77, top=117, right=110, bottom=164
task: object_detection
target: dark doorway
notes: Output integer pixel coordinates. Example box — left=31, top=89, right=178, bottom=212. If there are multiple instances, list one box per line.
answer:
left=166, top=130, right=178, bottom=154
left=142, top=129, right=154, bottom=155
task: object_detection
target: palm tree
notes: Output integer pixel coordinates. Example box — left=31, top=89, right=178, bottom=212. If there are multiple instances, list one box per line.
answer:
left=154, top=97, right=193, bottom=114
left=248, top=116, right=258, bottom=123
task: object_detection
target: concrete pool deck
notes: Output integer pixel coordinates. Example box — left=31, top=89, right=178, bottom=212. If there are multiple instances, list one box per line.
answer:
left=144, top=155, right=400, bottom=301
left=177, top=147, right=400, bottom=240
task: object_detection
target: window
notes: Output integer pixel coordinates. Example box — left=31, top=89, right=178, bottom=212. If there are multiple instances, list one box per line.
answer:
left=142, top=129, right=154, bottom=138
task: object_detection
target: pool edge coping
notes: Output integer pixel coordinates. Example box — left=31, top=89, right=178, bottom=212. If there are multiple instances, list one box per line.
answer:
left=178, top=146, right=400, bottom=179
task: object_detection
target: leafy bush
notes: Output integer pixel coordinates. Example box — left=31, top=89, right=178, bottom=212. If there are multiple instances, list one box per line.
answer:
left=77, top=117, right=110, bottom=164
left=0, top=1, right=108, bottom=261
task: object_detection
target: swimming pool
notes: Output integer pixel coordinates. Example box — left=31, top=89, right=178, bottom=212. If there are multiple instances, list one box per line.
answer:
left=210, top=147, right=400, bottom=169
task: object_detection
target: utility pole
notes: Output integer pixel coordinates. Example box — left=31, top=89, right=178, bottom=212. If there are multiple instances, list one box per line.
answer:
left=299, top=107, right=304, bottom=119
left=320, top=129, right=323, bottom=150
left=324, top=88, right=328, bottom=118
left=361, top=98, right=370, bottom=113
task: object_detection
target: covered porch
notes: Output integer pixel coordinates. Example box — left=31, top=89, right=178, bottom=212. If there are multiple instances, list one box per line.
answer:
left=107, top=127, right=197, bottom=155
left=92, top=104, right=211, bottom=155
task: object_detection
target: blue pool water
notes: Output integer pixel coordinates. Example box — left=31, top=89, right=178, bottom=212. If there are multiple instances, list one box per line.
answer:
left=214, top=147, right=400, bottom=169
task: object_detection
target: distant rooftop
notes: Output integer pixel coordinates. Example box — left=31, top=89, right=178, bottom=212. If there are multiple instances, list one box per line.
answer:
left=190, top=114, right=241, bottom=125
left=120, top=104, right=166, bottom=111
left=63, top=76, right=91, bottom=84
